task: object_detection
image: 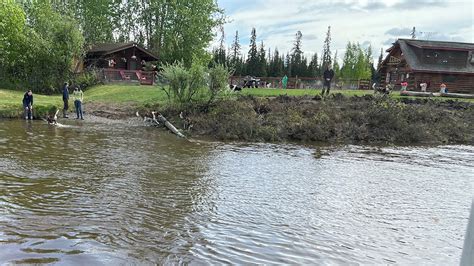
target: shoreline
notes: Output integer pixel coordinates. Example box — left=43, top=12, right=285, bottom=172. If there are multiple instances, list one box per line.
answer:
left=1, top=93, right=473, bottom=145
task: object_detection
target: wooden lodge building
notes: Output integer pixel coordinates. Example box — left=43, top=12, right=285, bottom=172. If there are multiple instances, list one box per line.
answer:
left=84, top=42, right=159, bottom=85
left=378, top=39, right=474, bottom=93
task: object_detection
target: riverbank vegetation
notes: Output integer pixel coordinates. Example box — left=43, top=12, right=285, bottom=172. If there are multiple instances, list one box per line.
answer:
left=0, top=1, right=223, bottom=93
left=160, top=94, right=474, bottom=144
left=1, top=85, right=472, bottom=144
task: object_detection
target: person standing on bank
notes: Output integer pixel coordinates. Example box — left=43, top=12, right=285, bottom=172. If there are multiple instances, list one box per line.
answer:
left=62, top=82, right=69, bottom=118
left=22, top=90, right=33, bottom=120
left=73, top=87, right=84, bottom=120
left=322, top=66, right=335, bottom=96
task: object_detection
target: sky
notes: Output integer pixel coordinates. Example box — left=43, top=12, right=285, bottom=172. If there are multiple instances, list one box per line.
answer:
left=214, top=0, right=473, bottom=62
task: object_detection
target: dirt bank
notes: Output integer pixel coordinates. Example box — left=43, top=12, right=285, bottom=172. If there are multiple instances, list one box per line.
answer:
left=155, top=94, right=474, bottom=144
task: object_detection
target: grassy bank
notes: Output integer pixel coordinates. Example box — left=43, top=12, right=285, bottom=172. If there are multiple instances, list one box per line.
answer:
left=1, top=84, right=473, bottom=144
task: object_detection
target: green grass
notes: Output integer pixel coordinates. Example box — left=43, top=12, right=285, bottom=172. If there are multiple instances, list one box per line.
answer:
left=86, top=84, right=168, bottom=104
left=242, top=88, right=374, bottom=97
left=242, top=88, right=474, bottom=103
left=0, top=84, right=472, bottom=118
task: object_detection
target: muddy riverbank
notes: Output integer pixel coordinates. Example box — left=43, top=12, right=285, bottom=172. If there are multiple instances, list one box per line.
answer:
left=2, top=94, right=473, bottom=144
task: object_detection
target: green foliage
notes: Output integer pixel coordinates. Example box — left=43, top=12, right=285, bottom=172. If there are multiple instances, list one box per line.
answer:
left=207, top=64, right=232, bottom=104
left=0, top=1, right=26, bottom=64
left=73, top=70, right=101, bottom=90
left=246, top=28, right=259, bottom=75
left=340, top=42, right=372, bottom=81
left=160, top=62, right=206, bottom=104
left=0, top=1, right=84, bottom=93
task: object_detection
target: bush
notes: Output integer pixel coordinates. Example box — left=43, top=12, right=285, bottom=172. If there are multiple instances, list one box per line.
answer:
left=73, top=69, right=101, bottom=90
left=206, top=64, right=232, bottom=105
left=160, top=61, right=206, bottom=104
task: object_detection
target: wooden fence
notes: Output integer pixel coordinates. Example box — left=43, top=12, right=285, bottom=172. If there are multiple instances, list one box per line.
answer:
left=102, top=68, right=155, bottom=85
left=229, top=76, right=372, bottom=90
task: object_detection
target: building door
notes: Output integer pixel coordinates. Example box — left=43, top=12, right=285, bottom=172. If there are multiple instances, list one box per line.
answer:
left=128, top=60, right=137, bottom=70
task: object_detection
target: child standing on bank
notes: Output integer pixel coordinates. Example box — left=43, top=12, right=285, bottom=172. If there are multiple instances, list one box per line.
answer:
left=73, top=87, right=84, bottom=120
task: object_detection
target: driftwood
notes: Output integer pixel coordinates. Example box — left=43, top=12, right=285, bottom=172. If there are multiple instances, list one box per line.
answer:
left=136, top=111, right=185, bottom=138
left=400, top=90, right=474, bottom=99
left=400, top=90, right=433, bottom=97
left=441, top=92, right=474, bottom=99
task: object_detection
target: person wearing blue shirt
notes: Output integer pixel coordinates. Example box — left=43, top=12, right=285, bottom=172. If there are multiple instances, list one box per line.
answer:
left=62, top=82, right=69, bottom=118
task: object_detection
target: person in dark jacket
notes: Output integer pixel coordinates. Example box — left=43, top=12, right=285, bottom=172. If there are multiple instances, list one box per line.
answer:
left=62, top=82, right=69, bottom=118
left=322, top=66, right=335, bottom=96
left=22, top=90, right=33, bottom=120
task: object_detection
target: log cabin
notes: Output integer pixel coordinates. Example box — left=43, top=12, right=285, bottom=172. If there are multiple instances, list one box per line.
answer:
left=84, top=42, right=159, bottom=85
left=378, top=39, right=474, bottom=93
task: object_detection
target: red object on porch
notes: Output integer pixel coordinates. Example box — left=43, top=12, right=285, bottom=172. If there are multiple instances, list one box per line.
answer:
left=103, top=69, right=155, bottom=85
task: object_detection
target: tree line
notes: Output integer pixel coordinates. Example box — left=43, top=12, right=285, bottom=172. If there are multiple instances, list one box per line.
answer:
left=211, top=26, right=379, bottom=81
left=0, top=0, right=222, bottom=92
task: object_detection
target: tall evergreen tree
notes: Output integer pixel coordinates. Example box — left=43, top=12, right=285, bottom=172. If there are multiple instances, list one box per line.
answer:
left=321, top=26, right=332, bottom=70
left=230, top=30, right=242, bottom=75
left=285, top=52, right=291, bottom=76
left=246, top=27, right=259, bottom=75
left=230, top=30, right=241, bottom=62
left=333, top=50, right=340, bottom=78
left=257, top=41, right=267, bottom=77
left=308, top=53, right=320, bottom=77
left=291, top=31, right=304, bottom=77
left=377, top=47, right=384, bottom=69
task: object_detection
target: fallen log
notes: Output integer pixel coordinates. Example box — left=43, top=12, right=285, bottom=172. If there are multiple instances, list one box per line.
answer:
left=441, top=92, right=474, bottom=99
left=400, top=90, right=474, bottom=99
left=154, top=112, right=186, bottom=138
left=136, top=111, right=185, bottom=138
left=400, top=90, right=433, bottom=97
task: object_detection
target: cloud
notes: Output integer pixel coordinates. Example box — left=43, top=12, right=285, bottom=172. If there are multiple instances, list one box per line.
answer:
left=383, top=38, right=397, bottom=46
left=216, top=0, right=473, bottom=63
left=305, top=34, right=319, bottom=41
left=385, top=27, right=412, bottom=36
left=392, top=0, right=447, bottom=9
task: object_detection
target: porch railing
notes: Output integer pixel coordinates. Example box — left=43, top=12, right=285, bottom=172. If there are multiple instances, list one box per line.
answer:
left=102, top=68, right=155, bottom=85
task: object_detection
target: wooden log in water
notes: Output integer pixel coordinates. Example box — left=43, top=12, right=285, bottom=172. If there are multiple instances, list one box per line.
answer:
left=136, top=111, right=185, bottom=138
left=154, top=112, right=186, bottom=138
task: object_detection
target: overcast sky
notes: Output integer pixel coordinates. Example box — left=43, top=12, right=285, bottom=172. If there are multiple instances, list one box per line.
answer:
left=215, top=0, right=473, bottom=62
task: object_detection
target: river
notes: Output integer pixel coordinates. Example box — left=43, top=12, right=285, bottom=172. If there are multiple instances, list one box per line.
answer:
left=0, top=119, right=472, bottom=264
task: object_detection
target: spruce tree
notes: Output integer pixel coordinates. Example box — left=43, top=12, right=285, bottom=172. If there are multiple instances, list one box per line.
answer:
left=333, top=50, right=340, bottom=78
left=308, top=53, right=319, bottom=77
left=377, top=47, right=384, bottom=69
left=230, top=30, right=242, bottom=75
left=322, top=26, right=332, bottom=70
left=246, top=27, right=259, bottom=75
left=257, top=41, right=267, bottom=77
left=291, top=31, right=303, bottom=77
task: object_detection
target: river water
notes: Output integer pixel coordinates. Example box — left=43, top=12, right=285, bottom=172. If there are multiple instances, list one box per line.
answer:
left=0, top=119, right=472, bottom=264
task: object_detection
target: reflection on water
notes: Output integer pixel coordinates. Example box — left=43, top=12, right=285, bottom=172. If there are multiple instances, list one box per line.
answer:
left=0, top=119, right=472, bottom=264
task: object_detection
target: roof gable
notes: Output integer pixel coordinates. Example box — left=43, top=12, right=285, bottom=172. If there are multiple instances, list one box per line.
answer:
left=399, top=39, right=474, bottom=51
left=88, top=42, right=159, bottom=60
left=395, top=39, right=474, bottom=74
